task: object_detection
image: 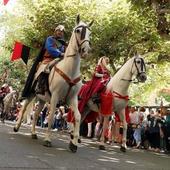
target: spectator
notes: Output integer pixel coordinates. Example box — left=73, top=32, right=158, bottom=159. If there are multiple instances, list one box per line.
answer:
left=40, top=104, right=49, bottom=128
left=147, top=110, right=161, bottom=152
left=128, top=107, right=138, bottom=146
left=165, top=109, right=170, bottom=152
left=133, top=107, right=145, bottom=148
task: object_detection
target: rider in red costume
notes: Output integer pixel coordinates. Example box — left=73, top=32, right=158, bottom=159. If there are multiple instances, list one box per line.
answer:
left=78, top=56, right=111, bottom=114
left=67, top=56, right=111, bottom=123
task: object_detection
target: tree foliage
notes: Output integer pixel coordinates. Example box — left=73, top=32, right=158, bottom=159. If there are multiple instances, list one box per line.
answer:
left=0, top=0, right=169, bottom=105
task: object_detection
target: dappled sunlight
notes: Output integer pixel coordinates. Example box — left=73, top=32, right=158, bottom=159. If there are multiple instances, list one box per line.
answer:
left=80, top=143, right=90, bottom=147
left=125, top=160, right=136, bottom=164
left=82, top=138, right=97, bottom=144
left=58, top=138, right=69, bottom=143
left=100, top=150, right=107, bottom=153
left=109, top=145, right=120, bottom=149
left=98, top=155, right=120, bottom=163
left=26, top=155, right=39, bottom=159
left=15, top=132, right=31, bottom=136
left=9, top=137, right=15, bottom=140
left=153, top=152, right=170, bottom=158
left=131, top=148, right=145, bottom=153
left=55, top=148, right=67, bottom=151
left=106, top=151, right=117, bottom=155
left=44, top=153, right=56, bottom=157
left=89, top=146, right=96, bottom=149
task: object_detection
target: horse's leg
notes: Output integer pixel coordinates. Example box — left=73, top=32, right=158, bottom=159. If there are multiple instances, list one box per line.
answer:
left=119, top=109, right=127, bottom=152
left=0, top=101, right=5, bottom=122
left=69, top=97, right=81, bottom=153
left=99, top=116, right=109, bottom=150
left=1, top=111, right=6, bottom=123
left=0, top=101, right=3, bottom=120
left=31, top=100, right=45, bottom=139
left=2, top=102, right=11, bottom=122
left=43, top=95, right=57, bottom=147
left=14, top=98, right=32, bottom=132
left=80, top=106, right=91, bottom=123
left=94, top=115, right=103, bottom=140
left=107, top=119, right=114, bottom=144
left=1, top=106, right=6, bottom=123
left=69, top=106, right=90, bottom=144
left=69, top=106, right=89, bottom=144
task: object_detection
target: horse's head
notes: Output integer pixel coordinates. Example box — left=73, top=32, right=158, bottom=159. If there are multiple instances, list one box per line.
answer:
left=73, top=14, right=93, bottom=58
left=131, top=54, right=147, bottom=83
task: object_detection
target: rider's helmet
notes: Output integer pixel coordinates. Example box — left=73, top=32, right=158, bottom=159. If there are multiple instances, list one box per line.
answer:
left=54, top=25, right=65, bottom=32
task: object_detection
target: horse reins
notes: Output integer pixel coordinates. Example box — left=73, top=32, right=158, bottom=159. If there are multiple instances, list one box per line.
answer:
left=121, top=57, right=146, bottom=83
left=74, top=25, right=91, bottom=54
left=66, top=25, right=91, bottom=58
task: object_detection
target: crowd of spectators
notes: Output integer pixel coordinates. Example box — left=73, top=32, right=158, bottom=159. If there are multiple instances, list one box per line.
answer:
left=126, top=106, right=170, bottom=153
left=105, top=107, right=169, bottom=153
left=80, top=106, right=170, bottom=154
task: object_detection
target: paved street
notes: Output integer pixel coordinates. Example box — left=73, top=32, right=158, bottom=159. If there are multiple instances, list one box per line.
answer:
left=0, top=121, right=169, bottom=170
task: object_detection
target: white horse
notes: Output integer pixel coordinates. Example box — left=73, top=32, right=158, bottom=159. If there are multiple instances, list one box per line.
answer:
left=81, top=54, right=147, bottom=152
left=14, top=15, right=93, bottom=153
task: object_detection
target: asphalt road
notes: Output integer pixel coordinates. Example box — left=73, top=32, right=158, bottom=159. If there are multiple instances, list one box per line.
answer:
left=0, top=121, right=169, bottom=170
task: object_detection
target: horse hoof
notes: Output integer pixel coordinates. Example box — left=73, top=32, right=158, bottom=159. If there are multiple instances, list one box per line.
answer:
left=120, top=146, right=126, bottom=152
left=1, top=119, right=5, bottom=123
left=99, top=145, right=105, bottom=150
left=78, top=139, right=81, bottom=143
left=32, top=134, right=38, bottom=139
left=13, top=127, right=18, bottom=132
left=70, top=134, right=74, bottom=139
left=43, top=140, right=52, bottom=147
left=69, top=141, right=77, bottom=153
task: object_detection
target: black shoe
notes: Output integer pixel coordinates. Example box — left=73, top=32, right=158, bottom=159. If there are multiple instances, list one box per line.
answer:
left=78, top=96, right=82, bottom=100
left=19, top=97, right=27, bottom=102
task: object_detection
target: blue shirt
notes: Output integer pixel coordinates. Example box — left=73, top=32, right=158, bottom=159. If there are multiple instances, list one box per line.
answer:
left=45, top=36, right=65, bottom=58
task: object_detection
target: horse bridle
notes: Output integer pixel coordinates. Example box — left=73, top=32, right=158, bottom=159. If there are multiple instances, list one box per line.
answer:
left=134, top=57, right=146, bottom=74
left=74, top=25, right=91, bottom=54
left=122, top=57, right=146, bottom=83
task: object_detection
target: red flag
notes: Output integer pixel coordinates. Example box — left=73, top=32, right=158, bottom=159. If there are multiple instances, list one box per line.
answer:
left=3, top=0, right=9, bottom=5
left=11, top=41, right=30, bottom=65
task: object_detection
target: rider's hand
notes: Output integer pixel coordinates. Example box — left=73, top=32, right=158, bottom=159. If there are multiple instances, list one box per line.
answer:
left=95, top=73, right=103, bottom=78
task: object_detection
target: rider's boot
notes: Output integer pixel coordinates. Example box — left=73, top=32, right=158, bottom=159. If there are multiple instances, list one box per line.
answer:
left=35, top=72, right=49, bottom=95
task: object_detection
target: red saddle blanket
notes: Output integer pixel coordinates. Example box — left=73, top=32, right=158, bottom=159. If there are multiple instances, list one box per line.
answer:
left=67, top=90, right=113, bottom=123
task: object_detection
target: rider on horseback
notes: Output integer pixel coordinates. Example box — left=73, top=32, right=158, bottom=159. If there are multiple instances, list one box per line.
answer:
left=21, top=25, right=67, bottom=100
left=78, top=56, right=111, bottom=114
left=67, top=56, right=111, bottom=123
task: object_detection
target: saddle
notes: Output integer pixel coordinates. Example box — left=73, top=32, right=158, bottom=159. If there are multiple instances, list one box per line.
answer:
left=34, top=57, right=63, bottom=95
left=35, top=72, right=49, bottom=95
